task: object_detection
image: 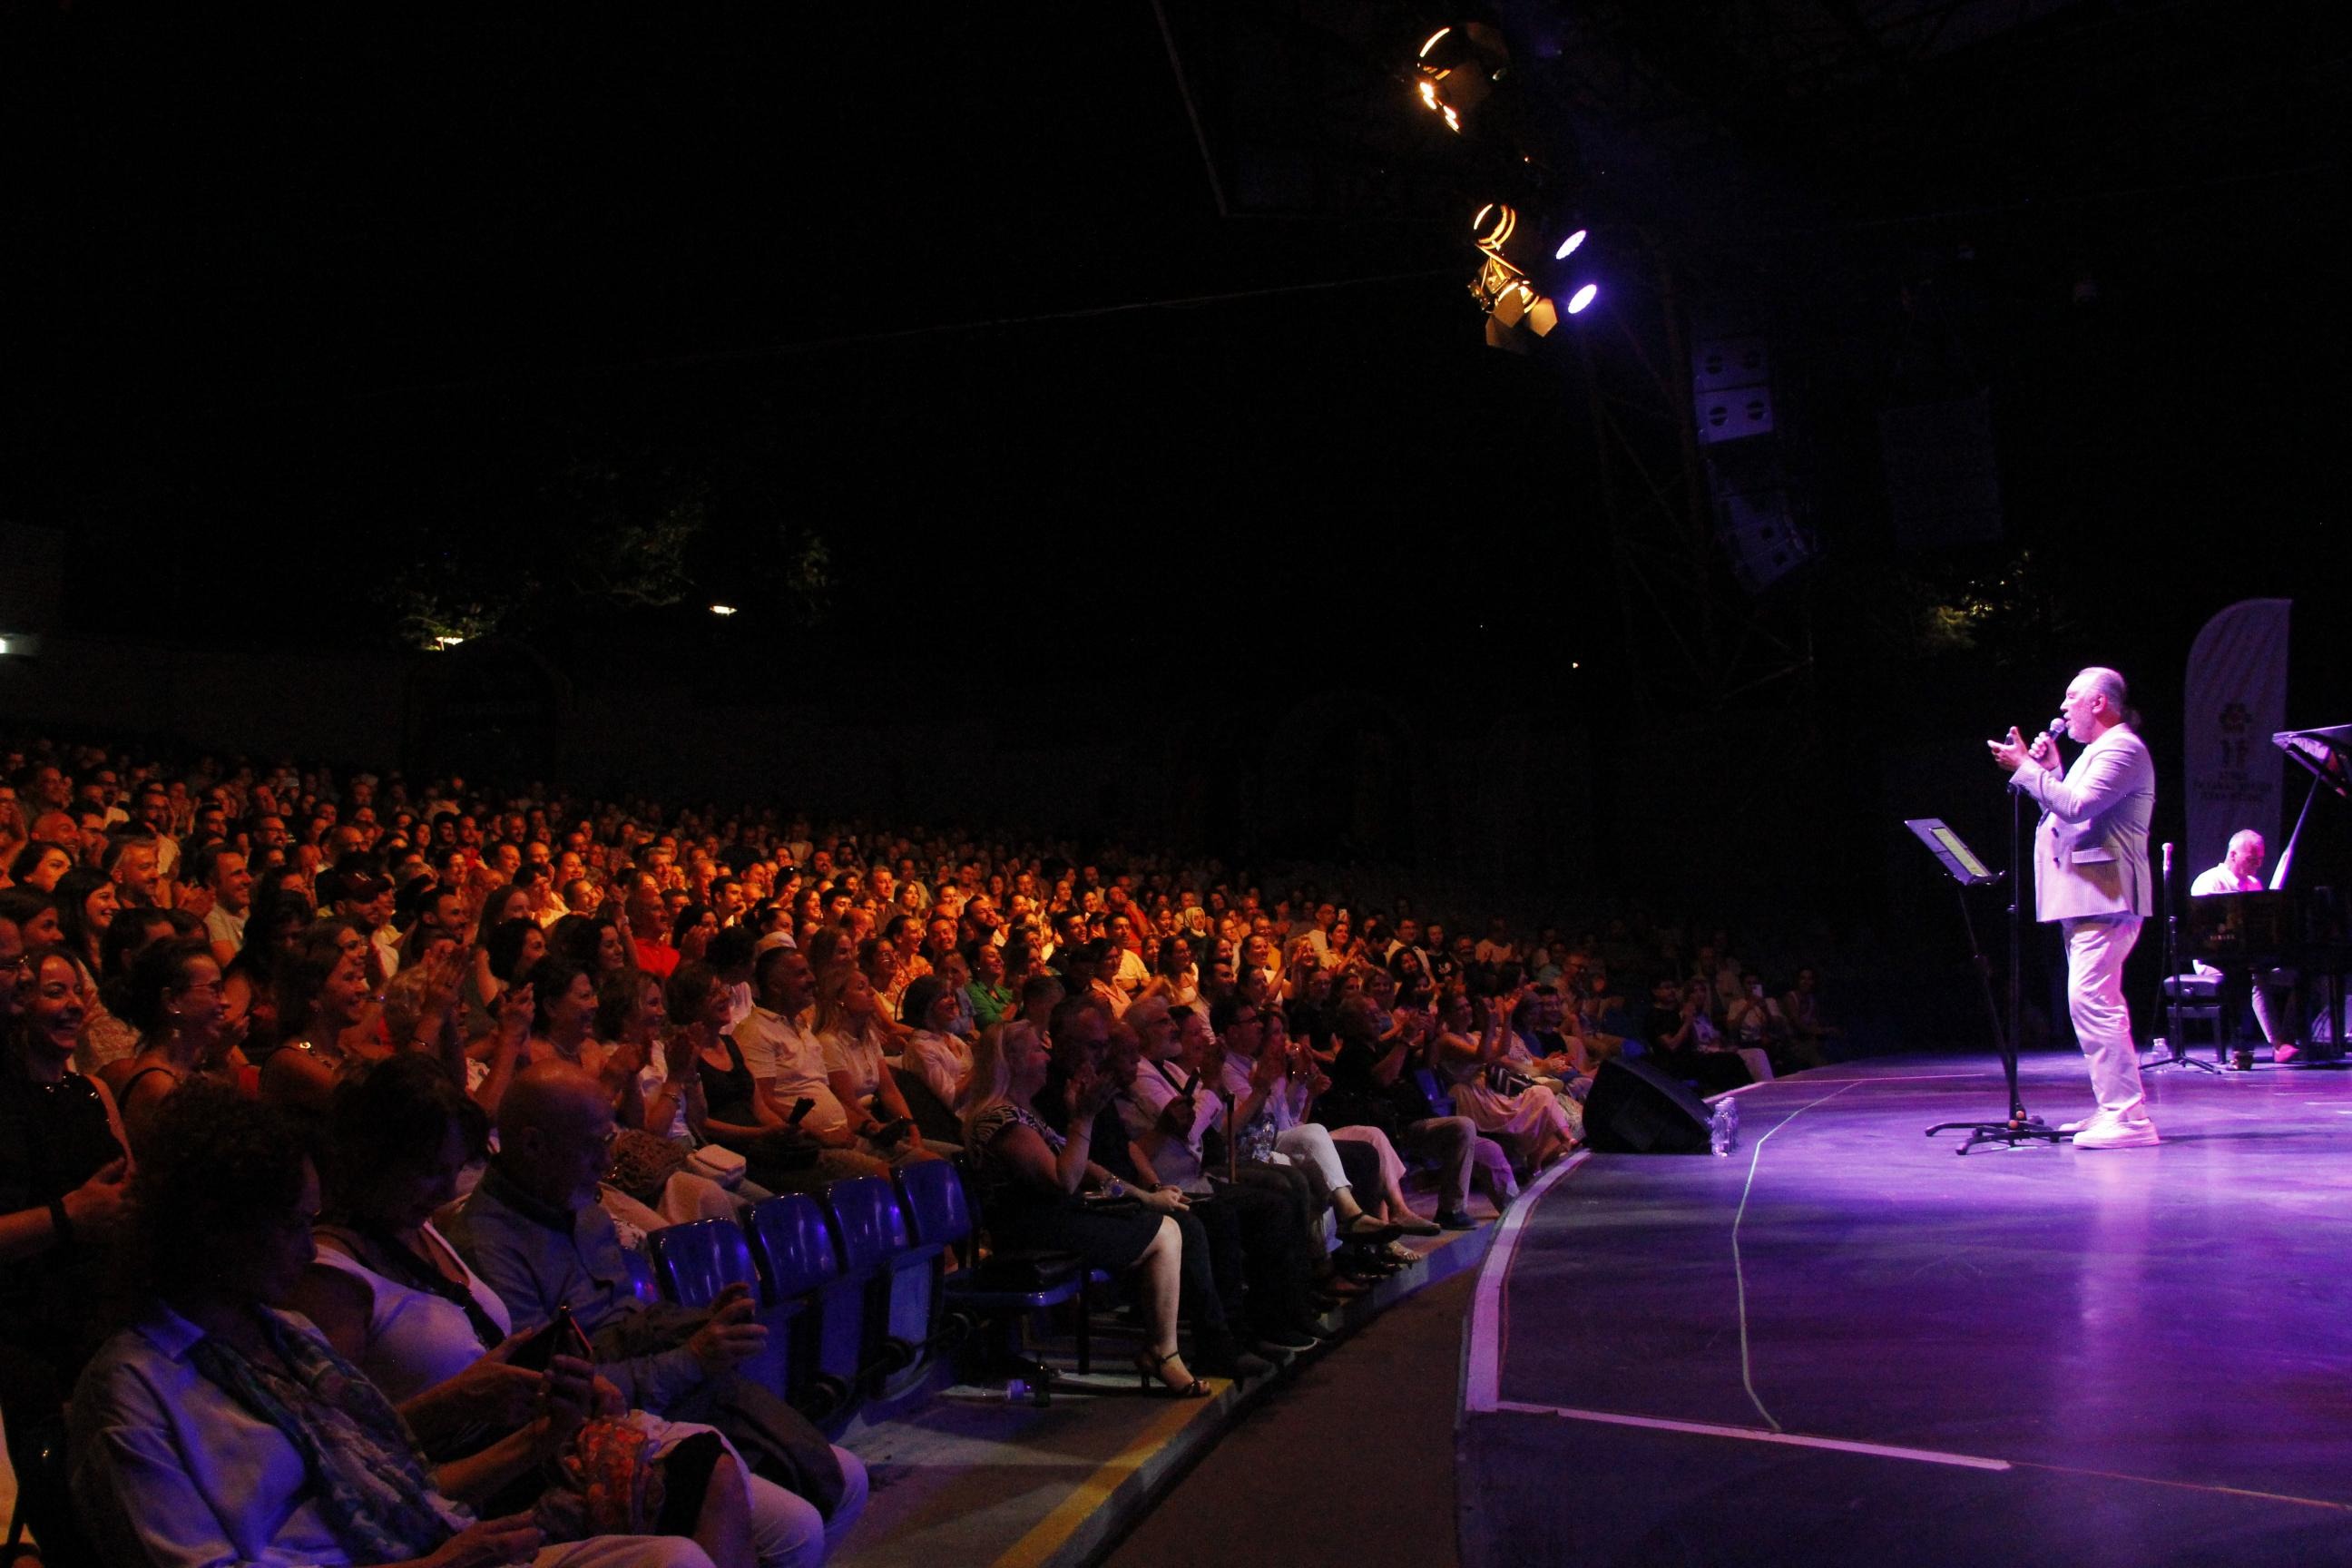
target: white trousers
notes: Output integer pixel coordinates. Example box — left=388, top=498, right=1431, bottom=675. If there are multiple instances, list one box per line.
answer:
left=2063, top=916, right=2147, bottom=1114
left=746, top=1446, right=869, bottom=1568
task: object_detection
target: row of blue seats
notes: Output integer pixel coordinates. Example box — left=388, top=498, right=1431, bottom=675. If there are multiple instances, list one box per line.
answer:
left=629, top=1161, right=1102, bottom=1425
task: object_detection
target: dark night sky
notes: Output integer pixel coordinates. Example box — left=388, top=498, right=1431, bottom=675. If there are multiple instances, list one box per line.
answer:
left=5, top=2, right=2347, bottom=715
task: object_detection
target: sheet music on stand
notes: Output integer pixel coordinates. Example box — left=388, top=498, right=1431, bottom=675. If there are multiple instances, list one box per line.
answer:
left=1905, top=818, right=2002, bottom=887
left=1906, top=811, right=2055, bottom=1151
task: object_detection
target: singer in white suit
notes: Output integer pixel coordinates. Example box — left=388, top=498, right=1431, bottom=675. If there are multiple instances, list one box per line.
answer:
left=1987, top=667, right=2159, bottom=1150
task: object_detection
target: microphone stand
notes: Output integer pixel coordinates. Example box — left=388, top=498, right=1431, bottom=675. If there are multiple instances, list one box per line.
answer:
left=2145, top=841, right=2221, bottom=1074
left=1924, top=746, right=2065, bottom=1153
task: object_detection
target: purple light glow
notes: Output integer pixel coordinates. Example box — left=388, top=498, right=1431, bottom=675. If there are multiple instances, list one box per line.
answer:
left=1566, top=283, right=1598, bottom=314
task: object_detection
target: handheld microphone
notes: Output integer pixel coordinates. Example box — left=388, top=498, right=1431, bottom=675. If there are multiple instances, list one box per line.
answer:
left=2045, top=715, right=2068, bottom=740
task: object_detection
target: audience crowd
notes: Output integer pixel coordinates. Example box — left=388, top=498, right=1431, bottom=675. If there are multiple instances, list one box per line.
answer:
left=0, top=735, right=1842, bottom=1568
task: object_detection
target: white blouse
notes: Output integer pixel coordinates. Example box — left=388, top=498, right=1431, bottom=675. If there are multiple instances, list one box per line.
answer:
left=307, top=1220, right=513, bottom=1403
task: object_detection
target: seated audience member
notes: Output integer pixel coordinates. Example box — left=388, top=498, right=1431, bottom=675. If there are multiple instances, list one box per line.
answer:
left=70, top=1081, right=731, bottom=1568
left=727, top=948, right=891, bottom=1183
left=54, top=866, right=118, bottom=979
left=1431, top=985, right=1578, bottom=1171
left=895, top=975, right=972, bottom=1110
left=108, top=935, right=247, bottom=1156
left=1723, top=969, right=1790, bottom=1075
left=623, top=874, right=680, bottom=980
left=223, top=890, right=313, bottom=1058
left=193, top=843, right=254, bottom=966
left=671, top=904, right=719, bottom=969
left=1176, top=1002, right=1404, bottom=1282
left=1645, top=976, right=1752, bottom=1093
left=554, top=908, right=636, bottom=984
left=470, top=912, right=546, bottom=1036
left=523, top=955, right=641, bottom=1103
left=9, top=840, right=74, bottom=895
left=963, top=941, right=1016, bottom=1029
left=3, top=933, right=133, bottom=1501
left=1211, top=995, right=1437, bottom=1239
left=1066, top=939, right=1128, bottom=1021
left=1314, top=997, right=1481, bottom=1230
left=961, top=1023, right=1219, bottom=1395
left=78, top=905, right=181, bottom=1074
left=1013, top=971, right=1063, bottom=1039
left=1524, top=984, right=1612, bottom=1084
left=1117, top=998, right=1336, bottom=1338
left=289, top=1056, right=790, bottom=1568
left=1034, top=998, right=1278, bottom=1367
left=260, top=931, right=384, bottom=1120
left=812, top=966, right=930, bottom=1164
left=442, top=1065, right=868, bottom=1561
left=382, top=948, right=495, bottom=1100
left=1779, top=966, right=1839, bottom=1069
left=103, top=832, right=164, bottom=912
left=633, top=962, right=786, bottom=1203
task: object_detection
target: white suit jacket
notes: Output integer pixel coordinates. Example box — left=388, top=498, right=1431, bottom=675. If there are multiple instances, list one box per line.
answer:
left=2014, top=725, right=2155, bottom=923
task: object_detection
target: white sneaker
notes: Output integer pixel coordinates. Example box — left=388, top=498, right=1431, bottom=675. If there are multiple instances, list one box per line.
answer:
left=2072, top=1113, right=2160, bottom=1150
left=2064, top=1099, right=2151, bottom=1135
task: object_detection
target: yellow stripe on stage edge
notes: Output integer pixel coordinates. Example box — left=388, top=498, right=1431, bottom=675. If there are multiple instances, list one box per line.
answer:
left=990, top=1387, right=1226, bottom=1568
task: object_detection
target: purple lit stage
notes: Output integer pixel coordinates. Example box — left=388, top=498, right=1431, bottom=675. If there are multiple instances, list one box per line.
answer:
left=1456, top=1055, right=2352, bottom=1567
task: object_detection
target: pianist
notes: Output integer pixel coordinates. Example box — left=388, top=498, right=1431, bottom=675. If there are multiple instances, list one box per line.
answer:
left=2190, top=829, right=2298, bottom=1063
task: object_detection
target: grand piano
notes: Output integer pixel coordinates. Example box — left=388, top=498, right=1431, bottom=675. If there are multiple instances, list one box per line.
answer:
left=2183, top=723, right=2351, bottom=1056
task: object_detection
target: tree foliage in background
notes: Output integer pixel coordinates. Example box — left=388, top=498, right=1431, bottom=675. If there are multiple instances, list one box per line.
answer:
left=381, top=452, right=709, bottom=651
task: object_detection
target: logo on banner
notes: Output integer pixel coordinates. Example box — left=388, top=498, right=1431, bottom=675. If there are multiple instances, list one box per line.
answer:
left=2217, top=701, right=2253, bottom=771
left=2197, top=700, right=2267, bottom=813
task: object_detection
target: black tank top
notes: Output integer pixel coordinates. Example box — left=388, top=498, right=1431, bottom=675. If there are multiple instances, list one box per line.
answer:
left=0, top=1064, right=127, bottom=1377
left=701, top=1035, right=758, bottom=1125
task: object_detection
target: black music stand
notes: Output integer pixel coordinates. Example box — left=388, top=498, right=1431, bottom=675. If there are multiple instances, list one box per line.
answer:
left=1907, top=815, right=2066, bottom=1153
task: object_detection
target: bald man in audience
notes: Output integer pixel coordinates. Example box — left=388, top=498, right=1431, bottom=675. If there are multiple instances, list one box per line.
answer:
left=444, top=1063, right=867, bottom=1568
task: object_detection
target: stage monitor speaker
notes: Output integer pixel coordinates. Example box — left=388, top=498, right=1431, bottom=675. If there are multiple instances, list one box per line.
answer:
left=1583, top=1056, right=1714, bottom=1154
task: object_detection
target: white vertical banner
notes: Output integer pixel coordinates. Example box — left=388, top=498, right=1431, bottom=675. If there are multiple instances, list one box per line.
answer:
left=2183, top=598, right=2291, bottom=877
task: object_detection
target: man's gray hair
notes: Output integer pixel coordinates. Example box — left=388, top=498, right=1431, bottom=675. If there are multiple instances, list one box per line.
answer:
left=2079, top=666, right=2140, bottom=728
left=2228, top=828, right=2265, bottom=855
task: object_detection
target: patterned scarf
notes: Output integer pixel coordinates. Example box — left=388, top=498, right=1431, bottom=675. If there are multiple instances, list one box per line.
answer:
left=185, top=1308, right=460, bottom=1563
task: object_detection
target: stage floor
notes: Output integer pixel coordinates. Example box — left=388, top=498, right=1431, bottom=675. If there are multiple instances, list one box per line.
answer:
left=1456, top=1054, right=2352, bottom=1568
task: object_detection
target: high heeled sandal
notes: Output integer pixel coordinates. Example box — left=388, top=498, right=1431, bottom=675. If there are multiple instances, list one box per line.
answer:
left=1134, top=1348, right=1210, bottom=1397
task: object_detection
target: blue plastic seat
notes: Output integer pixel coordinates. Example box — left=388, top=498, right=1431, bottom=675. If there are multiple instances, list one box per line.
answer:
left=742, top=1193, right=864, bottom=1423
left=746, top=1193, right=841, bottom=1299
left=822, top=1175, right=946, bottom=1396
left=894, top=1158, right=1094, bottom=1377
left=622, top=1247, right=664, bottom=1306
left=644, top=1220, right=793, bottom=1396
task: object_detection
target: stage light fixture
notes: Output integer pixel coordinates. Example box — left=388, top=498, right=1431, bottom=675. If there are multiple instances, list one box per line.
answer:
left=1470, top=201, right=1576, bottom=342
left=1470, top=253, right=1559, bottom=339
left=1555, top=229, right=1587, bottom=260
left=1566, top=283, right=1598, bottom=314
left=710, top=603, right=739, bottom=617
left=1412, top=21, right=1509, bottom=133
left=432, top=634, right=466, bottom=650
